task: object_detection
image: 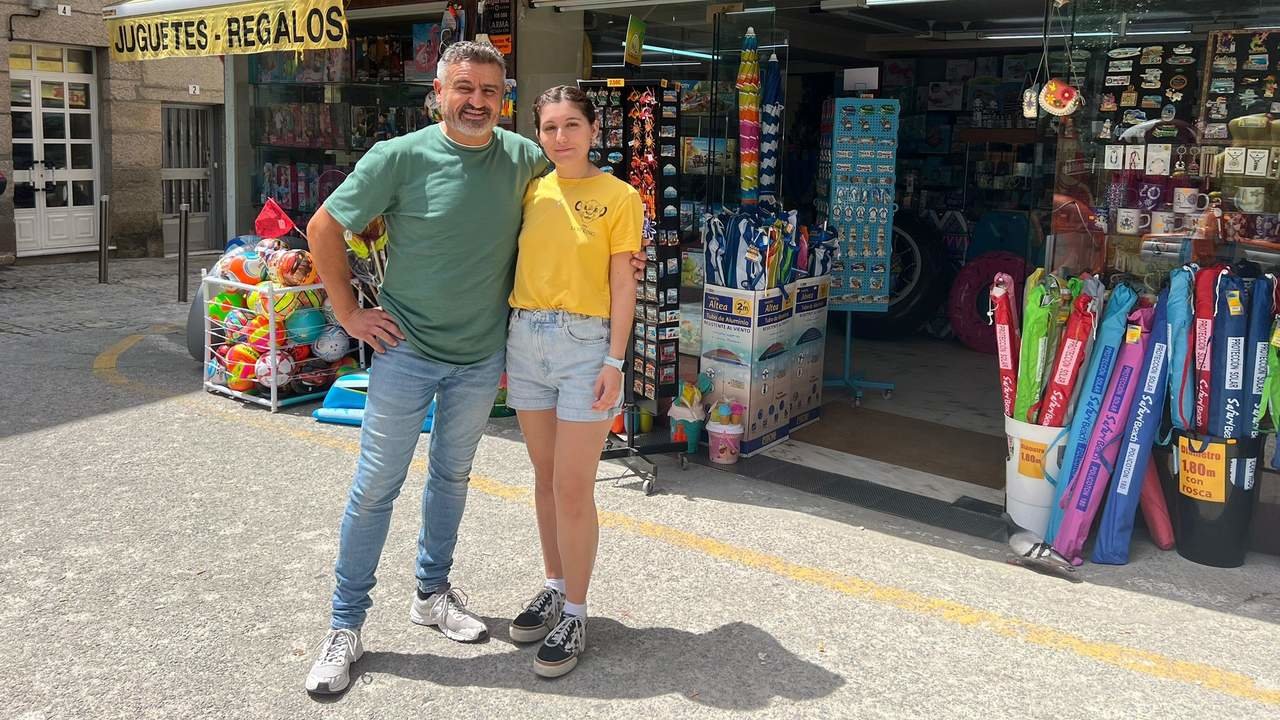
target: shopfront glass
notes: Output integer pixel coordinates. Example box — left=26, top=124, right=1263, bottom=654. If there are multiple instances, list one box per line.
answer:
left=1048, top=0, right=1279, bottom=282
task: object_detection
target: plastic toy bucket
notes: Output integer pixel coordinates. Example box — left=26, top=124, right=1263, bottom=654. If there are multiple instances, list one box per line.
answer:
left=706, top=422, right=744, bottom=465
left=670, top=419, right=704, bottom=454
left=1004, top=415, right=1066, bottom=538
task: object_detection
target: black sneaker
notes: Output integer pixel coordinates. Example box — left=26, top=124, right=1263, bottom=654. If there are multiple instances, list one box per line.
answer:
left=510, top=586, right=565, bottom=643
left=534, top=614, right=586, bottom=678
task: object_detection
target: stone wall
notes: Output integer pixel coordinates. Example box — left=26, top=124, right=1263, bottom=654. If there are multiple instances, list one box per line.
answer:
left=0, top=3, right=223, bottom=263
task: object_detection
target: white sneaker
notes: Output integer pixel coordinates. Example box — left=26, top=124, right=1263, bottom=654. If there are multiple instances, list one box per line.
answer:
left=409, top=585, right=489, bottom=642
left=305, top=628, right=363, bottom=694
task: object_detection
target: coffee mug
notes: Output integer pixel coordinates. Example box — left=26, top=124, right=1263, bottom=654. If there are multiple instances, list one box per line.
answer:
left=1117, top=208, right=1151, bottom=235
left=1090, top=206, right=1110, bottom=234
left=1236, top=186, right=1266, bottom=213
left=1221, top=212, right=1251, bottom=242
left=1151, top=211, right=1186, bottom=235
left=1137, top=181, right=1166, bottom=211
left=1173, top=187, right=1211, bottom=213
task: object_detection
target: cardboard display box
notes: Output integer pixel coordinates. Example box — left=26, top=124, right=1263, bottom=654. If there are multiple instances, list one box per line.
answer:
left=701, top=284, right=793, bottom=456
left=789, top=275, right=830, bottom=430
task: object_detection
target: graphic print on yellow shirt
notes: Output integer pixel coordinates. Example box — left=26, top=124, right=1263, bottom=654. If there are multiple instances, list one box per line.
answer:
left=510, top=171, right=644, bottom=318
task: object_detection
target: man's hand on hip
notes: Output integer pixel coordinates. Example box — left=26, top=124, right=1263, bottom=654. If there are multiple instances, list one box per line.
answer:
left=340, top=307, right=405, bottom=354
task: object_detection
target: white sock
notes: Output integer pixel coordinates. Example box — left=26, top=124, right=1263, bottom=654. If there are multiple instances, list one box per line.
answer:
left=563, top=601, right=587, bottom=618
left=545, top=578, right=566, bottom=594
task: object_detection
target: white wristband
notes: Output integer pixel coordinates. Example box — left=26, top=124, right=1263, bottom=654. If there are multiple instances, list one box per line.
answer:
left=603, top=355, right=625, bottom=372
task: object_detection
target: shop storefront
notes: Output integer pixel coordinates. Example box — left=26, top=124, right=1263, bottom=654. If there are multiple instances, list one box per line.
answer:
left=116, top=0, right=1278, bottom=561
left=520, top=0, right=1280, bottom=561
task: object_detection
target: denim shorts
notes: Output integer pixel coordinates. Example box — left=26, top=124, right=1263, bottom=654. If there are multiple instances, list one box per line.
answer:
left=506, top=309, right=619, bottom=422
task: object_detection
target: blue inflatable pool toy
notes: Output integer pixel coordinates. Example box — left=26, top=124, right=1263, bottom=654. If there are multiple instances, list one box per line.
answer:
left=313, top=372, right=435, bottom=432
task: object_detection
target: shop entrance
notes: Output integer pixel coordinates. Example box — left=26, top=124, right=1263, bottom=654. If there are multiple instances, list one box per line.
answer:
left=161, top=104, right=221, bottom=254
left=9, top=43, right=101, bottom=257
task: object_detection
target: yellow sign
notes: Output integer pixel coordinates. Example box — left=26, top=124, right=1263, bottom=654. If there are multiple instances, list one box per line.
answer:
left=624, top=16, right=646, bottom=68
left=1017, top=439, right=1048, bottom=479
left=732, top=298, right=752, bottom=317
left=106, top=0, right=348, bottom=62
left=1178, top=436, right=1228, bottom=503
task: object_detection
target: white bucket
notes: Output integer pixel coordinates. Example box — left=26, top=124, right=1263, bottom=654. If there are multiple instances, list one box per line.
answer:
left=1004, top=415, right=1068, bottom=538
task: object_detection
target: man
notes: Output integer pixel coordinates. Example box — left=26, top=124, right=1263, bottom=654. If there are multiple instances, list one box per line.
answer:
left=303, top=42, right=546, bottom=694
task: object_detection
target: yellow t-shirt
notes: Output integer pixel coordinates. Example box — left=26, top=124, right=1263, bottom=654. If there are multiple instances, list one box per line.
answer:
left=510, top=171, right=644, bottom=318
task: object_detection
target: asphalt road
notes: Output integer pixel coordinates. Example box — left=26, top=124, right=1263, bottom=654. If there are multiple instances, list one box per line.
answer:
left=5, top=258, right=1280, bottom=719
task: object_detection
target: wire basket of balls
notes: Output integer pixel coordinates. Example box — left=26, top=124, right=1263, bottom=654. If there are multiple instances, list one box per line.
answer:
left=201, top=236, right=367, bottom=411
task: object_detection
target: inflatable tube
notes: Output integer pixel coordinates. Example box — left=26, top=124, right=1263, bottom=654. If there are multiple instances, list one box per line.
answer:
left=950, top=252, right=1031, bottom=355
left=1053, top=306, right=1153, bottom=565
left=1167, top=266, right=1196, bottom=432
left=1093, top=290, right=1169, bottom=565
left=1044, top=284, right=1137, bottom=541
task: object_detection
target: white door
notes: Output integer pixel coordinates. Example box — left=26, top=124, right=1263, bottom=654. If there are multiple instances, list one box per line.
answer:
left=9, top=43, right=100, bottom=257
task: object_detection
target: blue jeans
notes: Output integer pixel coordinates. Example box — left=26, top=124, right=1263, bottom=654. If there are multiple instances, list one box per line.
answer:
left=330, top=342, right=504, bottom=630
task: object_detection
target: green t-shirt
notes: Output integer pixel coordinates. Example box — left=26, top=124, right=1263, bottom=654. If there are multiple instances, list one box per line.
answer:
left=323, top=125, right=548, bottom=365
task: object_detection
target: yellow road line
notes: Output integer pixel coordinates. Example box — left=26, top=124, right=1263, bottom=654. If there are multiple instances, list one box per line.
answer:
left=95, top=335, right=1280, bottom=708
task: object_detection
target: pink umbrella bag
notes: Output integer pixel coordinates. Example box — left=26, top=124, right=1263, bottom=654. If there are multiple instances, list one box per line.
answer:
left=1053, top=307, right=1153, bottom=565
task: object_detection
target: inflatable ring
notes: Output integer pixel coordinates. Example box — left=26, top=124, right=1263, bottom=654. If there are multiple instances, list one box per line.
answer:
left=948, top=251, right=1032, bottom=354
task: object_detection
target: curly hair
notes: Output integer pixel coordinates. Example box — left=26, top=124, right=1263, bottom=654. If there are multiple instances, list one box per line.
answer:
left=437, top=41, right=507, bottom=83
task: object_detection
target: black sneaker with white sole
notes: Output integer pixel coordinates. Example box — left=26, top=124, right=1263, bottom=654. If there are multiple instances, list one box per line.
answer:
left=534, top=614, right=585, bottom=678
left=509, top=586, right=565, bottom=643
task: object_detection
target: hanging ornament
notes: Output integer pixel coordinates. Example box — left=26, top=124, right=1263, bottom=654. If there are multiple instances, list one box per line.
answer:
left=1022, top=85, right=1040, bottom=119
left=1039, top=78, right=1081, bottom=116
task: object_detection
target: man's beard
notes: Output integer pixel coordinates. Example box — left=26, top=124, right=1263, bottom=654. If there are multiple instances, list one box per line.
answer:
left=447, top=105, right=496, bottom=138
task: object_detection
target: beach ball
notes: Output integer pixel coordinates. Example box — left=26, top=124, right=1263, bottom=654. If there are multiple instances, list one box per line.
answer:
left=256, top=237, right=289, bottom=259
left=207, top=290, right=246, bottom=323
left=271, top=249, right=318, bottom=286
left=296, top=288, right=325, bottom=310
left=289, top=343, right=312, bottom=363
left=246, top=315, right=288, bottom=353
left=255, top=351, right=294, bottom=388
left=248, top=281, right=301, bottom=320
left=288, top=358, right=332, bottom=394
left=205, top=358, right=226, bottom=386
left=331, top=355, right=361, bottom=378
left=224, top=250, right=269, bottom=285
left=313, top=326, right=350, bottom=361
left=286, top=307, right=326, bottom=345
left=225, top=343, right=261, bottom=392
left=223, top=308, right=256, bottom=344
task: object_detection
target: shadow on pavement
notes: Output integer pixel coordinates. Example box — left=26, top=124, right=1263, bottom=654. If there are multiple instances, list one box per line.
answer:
left=349, top=618, right=844, bottom=709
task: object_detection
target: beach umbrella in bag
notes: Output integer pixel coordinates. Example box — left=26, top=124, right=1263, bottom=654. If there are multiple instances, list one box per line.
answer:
left=1208, top=270, right=1248, bottom=449
left=1194, top=265, right=1227, bottom=433
left=1167, top=266, right=1196, bottom=432
left=1044, top=284, right=1138, bottom=543
left=1013, top=270, right=1055, bottom=423
left=1093, top=290, right=1170, bottom=564
left=737, top=28, right=761, bottom=206
left=990, top=273, right=1021, bottom=417
left=758, top=53, right=783, bottom=204
left=1038, top=291, right=1099, bottom=427
left=1053, top=306, right=1154, bottom=565
left=1244, top=275, right=1275, bottom=445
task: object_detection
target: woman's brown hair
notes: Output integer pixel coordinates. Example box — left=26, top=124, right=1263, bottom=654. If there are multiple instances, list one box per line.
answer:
left=532, top=85, right=598, bottom=128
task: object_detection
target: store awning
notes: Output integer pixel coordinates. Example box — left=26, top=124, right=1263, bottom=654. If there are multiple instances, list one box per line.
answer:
left=103, top=0, right=349, bottom=62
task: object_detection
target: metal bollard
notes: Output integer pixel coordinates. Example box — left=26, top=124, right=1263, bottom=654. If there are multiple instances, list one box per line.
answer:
left=178, top=202, right=190, bottom=303
left=97, top=195, right=111, bottom=284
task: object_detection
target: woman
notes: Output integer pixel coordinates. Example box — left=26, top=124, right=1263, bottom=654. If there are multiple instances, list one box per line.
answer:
left=504, top=85, right=641, bottom=678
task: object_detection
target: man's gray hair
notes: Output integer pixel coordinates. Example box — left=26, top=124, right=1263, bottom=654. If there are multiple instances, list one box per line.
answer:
left=437, top=41, right=507, bottom=83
